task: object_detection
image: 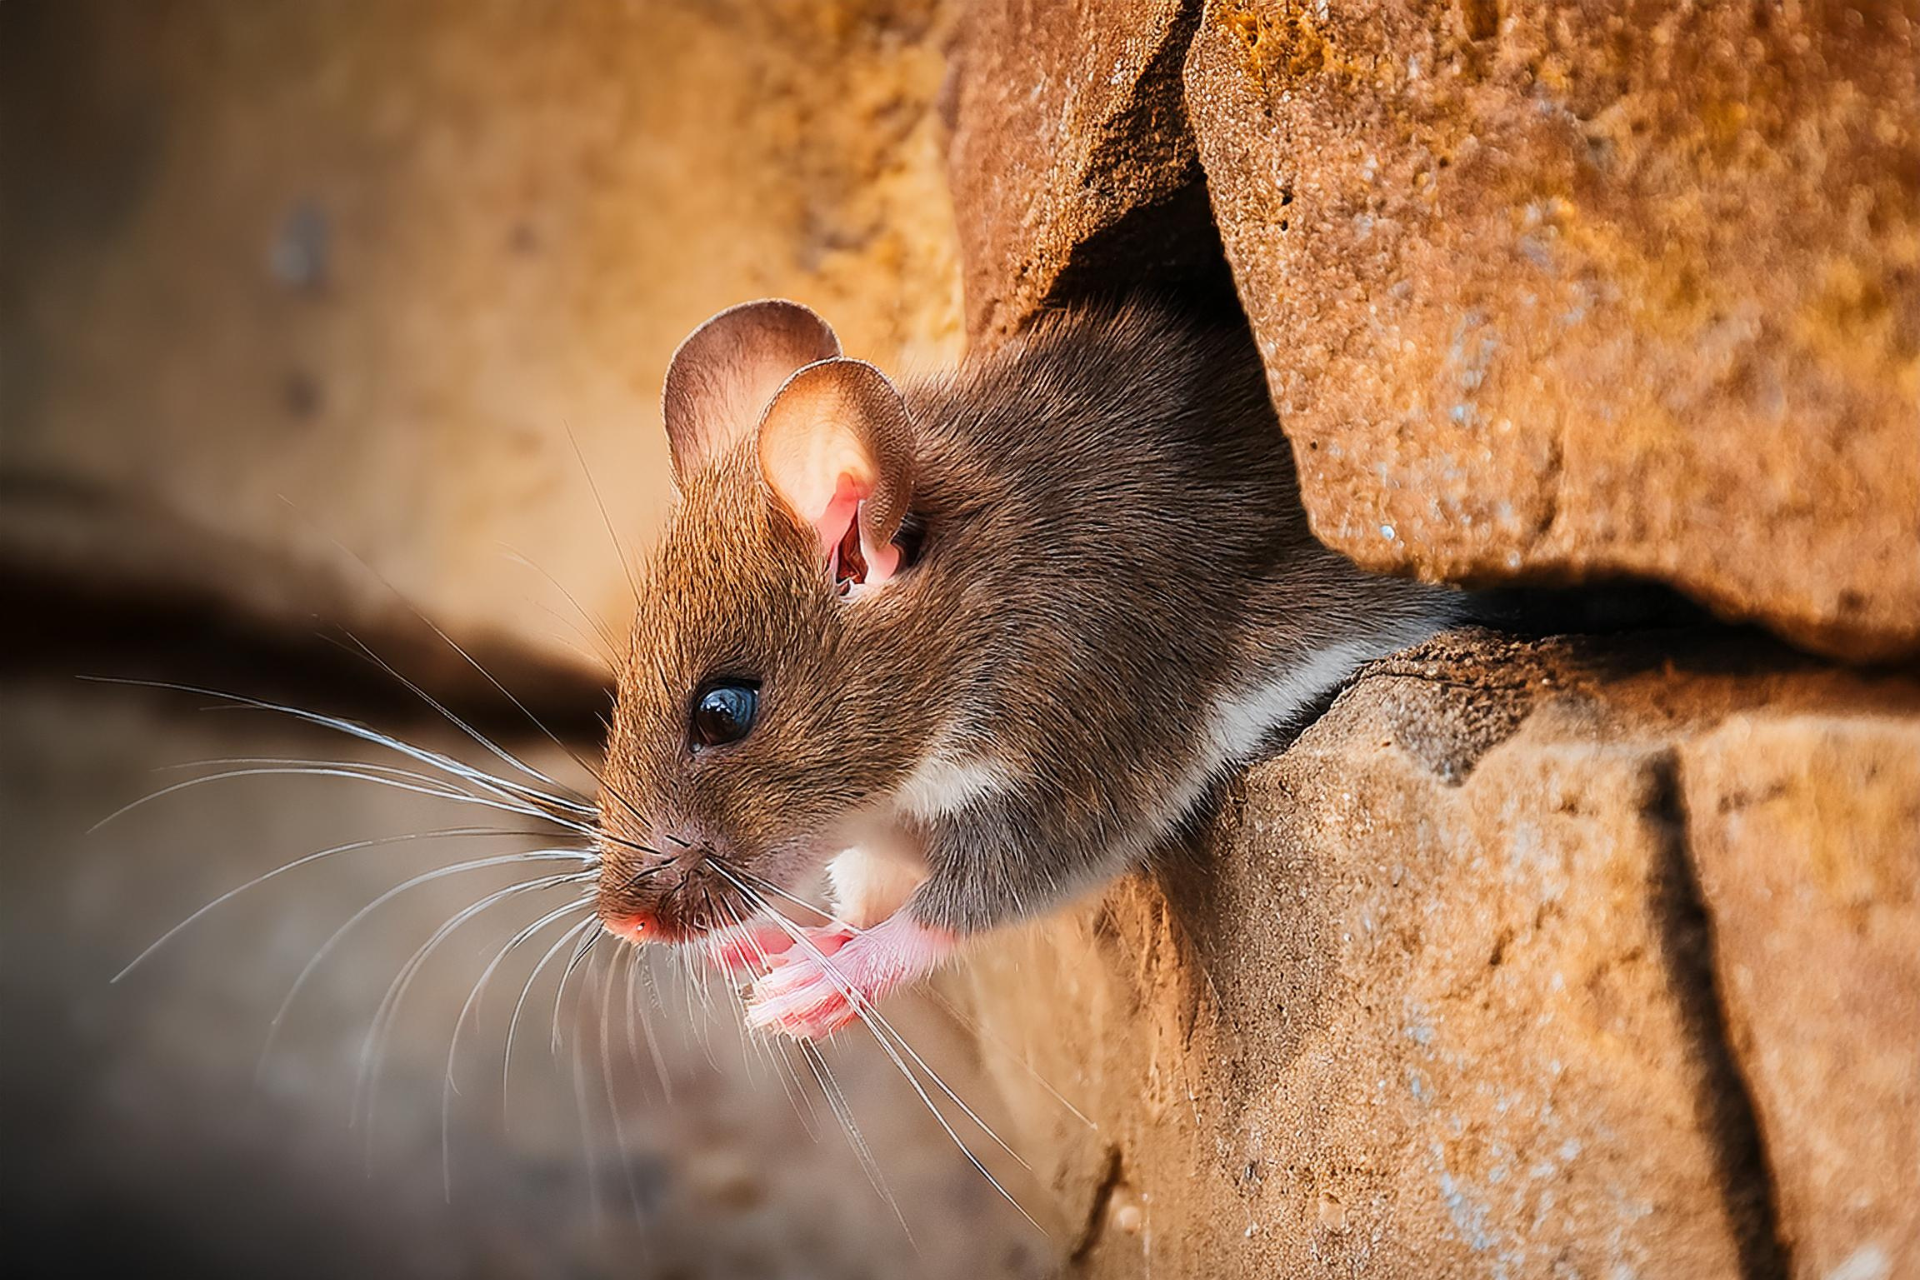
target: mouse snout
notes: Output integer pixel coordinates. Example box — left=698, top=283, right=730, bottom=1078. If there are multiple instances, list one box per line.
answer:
left=595, top=830, right=730, bottom=945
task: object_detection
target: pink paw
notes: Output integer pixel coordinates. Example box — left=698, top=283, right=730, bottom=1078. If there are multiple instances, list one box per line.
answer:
left=744, top=914, right=953, bottom=1041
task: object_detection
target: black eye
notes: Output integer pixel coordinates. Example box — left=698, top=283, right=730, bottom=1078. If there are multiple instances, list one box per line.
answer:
left=691, top=680, right=758, bottom=749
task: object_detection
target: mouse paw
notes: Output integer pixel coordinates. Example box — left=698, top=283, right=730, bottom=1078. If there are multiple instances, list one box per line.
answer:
left=744, top=913, right=953, bottom=1041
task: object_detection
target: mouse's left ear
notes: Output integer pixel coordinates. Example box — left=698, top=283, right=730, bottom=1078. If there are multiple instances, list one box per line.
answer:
left=757, top=357, right=915, bottom=592
left=662, top=300, right=842, bottom=483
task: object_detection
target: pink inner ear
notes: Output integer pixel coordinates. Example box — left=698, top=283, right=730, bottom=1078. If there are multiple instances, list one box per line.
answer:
left=816, top=475, right=899, bottom=593
left=815, top=475, right=862, bottom=561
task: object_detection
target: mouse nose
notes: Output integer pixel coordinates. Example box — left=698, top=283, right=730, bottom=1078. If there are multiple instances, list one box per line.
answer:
left=601, top=909, right=658, bottom=944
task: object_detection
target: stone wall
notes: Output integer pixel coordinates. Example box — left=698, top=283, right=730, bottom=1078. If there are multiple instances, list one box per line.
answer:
left=943, top=3, right=1920, bottom=1276
left=948, top=0, right=1920, bottom=663
left=960, top=633, right=1918, bottom=1277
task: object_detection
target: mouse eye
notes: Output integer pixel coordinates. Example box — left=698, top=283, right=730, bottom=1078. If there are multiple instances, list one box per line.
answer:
left=690, top=680, right=759, bottom=750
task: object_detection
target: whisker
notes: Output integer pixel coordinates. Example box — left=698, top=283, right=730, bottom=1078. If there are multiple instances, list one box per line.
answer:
left=798, top=1039, right=915, bottom=1247
left=723, top=916, right=826, bottom=1140
left=550, top=925, right=600, bottom=1055
left=499, top=545, right=622, bottom=661
left=524, top=608, right=621, bottom=674
left=441, top=897, right=594, bottom=1198
left=116, top=825, right=552, bottom=983
left=264, top=505, right=610, bottom=808
left=564, top=423, right=643, bottom=608
left=712, top=902, right=772, bottom=1089
left=94, top=761, right=603, bottom=845
left=82, top=677, right=594, bottom=818
left=336, top=582, right=652, bottom=838
left=721, top=904, right=814, bottom=1128
left=925, top=986, right=1097, bottom=1132
left=631, top=947, right=675, bottom=1105
left=713, top=865, right=1042, bottom=1233
left=596, top=946, right=647, bottom=1226
left=144, top=754, right=596, bottom=834
left=568, top=974, right=605, bottom=1234
left=336, top=634, right=591, bottom=809
left=728, top=865, right=843, bottom=928
left=260, top=851, right=592, bottom=1083
left=504, top=915, right=601, bottom=1108
left=356, top=871, right=595, bottom=1145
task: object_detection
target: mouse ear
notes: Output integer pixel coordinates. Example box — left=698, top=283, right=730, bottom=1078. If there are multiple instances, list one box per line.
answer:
left=662, top=300, right=842, bottom=483
left=757, top=357, right=915, bottom=592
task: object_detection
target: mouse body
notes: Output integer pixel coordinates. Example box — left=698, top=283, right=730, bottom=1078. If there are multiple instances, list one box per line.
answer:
left=596, top=299, right=1458, bottom=1038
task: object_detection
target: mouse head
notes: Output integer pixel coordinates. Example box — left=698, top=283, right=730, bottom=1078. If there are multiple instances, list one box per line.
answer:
left=596, top=300, right=929, bottom=944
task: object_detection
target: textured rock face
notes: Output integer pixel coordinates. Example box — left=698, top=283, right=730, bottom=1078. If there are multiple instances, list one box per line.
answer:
left=1, top=0, right=964, bottom=677
left=943, top=0, right=1225, bottom=343
left=1180, top=0, right=1920, bottom=661
left=944, top=0, right=1920, bottom=660
left=1682, top=717, right=1920, bottom=1279
left=960, top=633, right=1920, bottom=1277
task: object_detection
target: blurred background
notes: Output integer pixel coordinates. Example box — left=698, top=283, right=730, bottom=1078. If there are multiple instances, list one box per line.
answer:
left=2, top=2, right=1056, bottom=1276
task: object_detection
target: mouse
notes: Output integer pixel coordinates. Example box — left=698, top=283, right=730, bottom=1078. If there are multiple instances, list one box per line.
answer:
left=594, top=297, right=1461, bottom=1040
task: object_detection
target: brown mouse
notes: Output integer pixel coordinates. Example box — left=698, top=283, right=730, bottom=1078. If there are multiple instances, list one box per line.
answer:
left=595, top=298, right=1459, bottom=1038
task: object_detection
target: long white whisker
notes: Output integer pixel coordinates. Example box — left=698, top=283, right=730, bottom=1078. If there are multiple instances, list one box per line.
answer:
left=568, top=971, right=605, bottom=1233
left=798, top=1039, right=914, bottom=1246
left=148, top=754, right=580, bottom=823
left=550, top=926, right=600, bottom=1054
left=633, top=948, right=675, bottom=1105
left=441, top=897, right=593, bottom=1198
left=713, top=903, right=774, bottom=1090
left=116, top=826, right=545, bottom=983
left=336, top=633, right=588, bottom=807
left=564, top=424, right=643, bottom=607
left=504, top=915, right=601, bottom=1109
left=499, top=545, right=621, bottom=660
left=597, top=947, right=646, bottom=1226
left=259, top=851, right=591, bottom=1084
left=338, top=586, right=649, bottom=836
left=721, top=905, right=814, bottom=1129
left=356, top=871, right=594, bottom=1146
left=93, top=765, right=601, bottom=841
left=715, top=866, right=1041, bottom=1232
left=619, top=943, right=669, bottom=1103
left=925, top=986, right=1097, bottom=1132
left=80, top=677, right=594, bottom=816
left=729, top=866, right=844, bottom=928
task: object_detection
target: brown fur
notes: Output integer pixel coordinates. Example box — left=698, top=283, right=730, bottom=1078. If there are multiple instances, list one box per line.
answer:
left=598, top=301, right=1458, bottom=937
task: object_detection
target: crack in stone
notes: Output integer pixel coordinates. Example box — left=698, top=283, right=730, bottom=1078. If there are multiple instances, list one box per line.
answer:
left=1646, top=749, right=1791, bottom=1280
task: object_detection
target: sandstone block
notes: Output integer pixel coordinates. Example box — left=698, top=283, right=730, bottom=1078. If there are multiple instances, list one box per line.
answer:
left=943, top=0, right=1218, bottom=343
left=1683, top=715, right=1920, bottom=1280
left=1184, top=1, right=1920, bottom=661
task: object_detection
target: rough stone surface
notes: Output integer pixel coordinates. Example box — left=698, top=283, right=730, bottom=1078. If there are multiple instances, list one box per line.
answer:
left=1682, top=716, right=1920, bottom=1280
left=943, top=0, right=1224, bottom=343
left=1, top=0, right=964, bottom=678
left=1184, top=1, right=1920, bottom=661
left=959, top=631, right=1920, bottom=1276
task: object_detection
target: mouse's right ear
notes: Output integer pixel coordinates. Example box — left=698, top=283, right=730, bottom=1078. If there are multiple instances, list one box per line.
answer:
left=756, top=357, right=915, bottom=592
left=662, top=300, right=842, bottom=484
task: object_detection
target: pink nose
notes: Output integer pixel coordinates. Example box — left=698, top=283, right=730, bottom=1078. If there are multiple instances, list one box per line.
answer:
left=601, top=911, right=657, bottom=944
